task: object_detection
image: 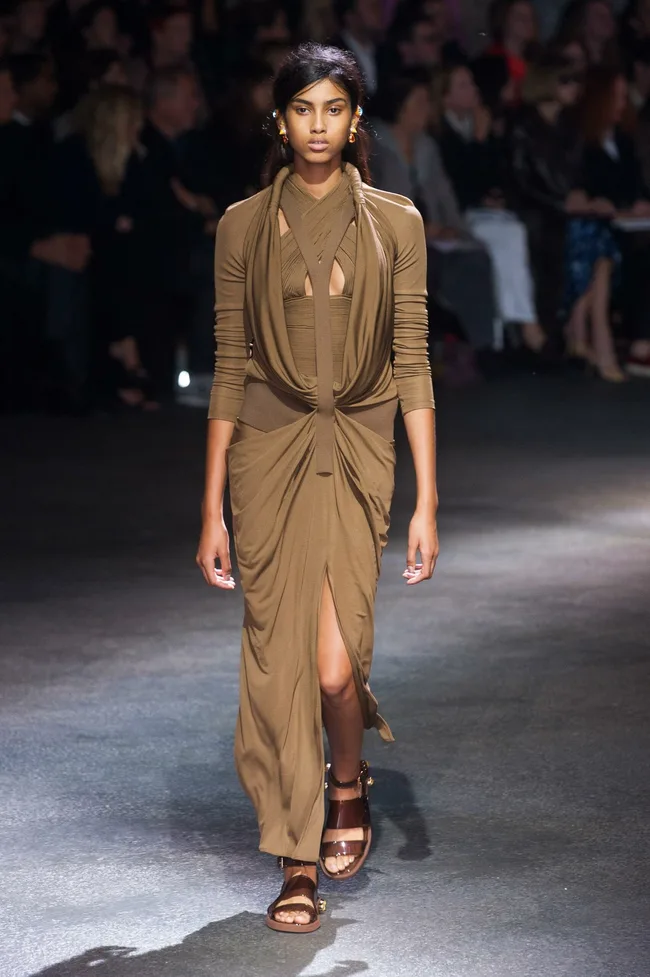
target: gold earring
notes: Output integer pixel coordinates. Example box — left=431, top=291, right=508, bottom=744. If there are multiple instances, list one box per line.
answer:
left=273, top=109, right=288, bottom=145
left=349, top=105, right=363, bottom=144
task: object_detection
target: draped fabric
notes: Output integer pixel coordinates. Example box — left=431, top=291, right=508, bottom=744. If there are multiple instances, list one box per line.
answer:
left=209, top=163, right=434, bottom=862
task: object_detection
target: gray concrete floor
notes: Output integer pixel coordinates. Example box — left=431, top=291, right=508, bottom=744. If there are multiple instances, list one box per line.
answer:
left=1, top=374, right=649, bottom=977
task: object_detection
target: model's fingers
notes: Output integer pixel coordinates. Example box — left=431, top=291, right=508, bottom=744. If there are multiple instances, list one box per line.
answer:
left=406, top=538, right=418, bottom=572
left=214, top=568, right=236, bottom=589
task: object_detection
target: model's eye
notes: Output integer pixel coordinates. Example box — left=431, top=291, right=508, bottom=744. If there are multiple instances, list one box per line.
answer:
left=329, top=107, right=342, bottom=115
left=295, top=106, right=309, bottom=115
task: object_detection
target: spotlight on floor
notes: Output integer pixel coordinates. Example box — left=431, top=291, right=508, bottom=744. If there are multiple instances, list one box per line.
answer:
left=177, top=371, right=191, bottom=389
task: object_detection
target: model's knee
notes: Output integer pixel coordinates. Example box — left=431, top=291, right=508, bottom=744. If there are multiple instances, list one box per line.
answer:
left=319, top=664, right=355, bottom=701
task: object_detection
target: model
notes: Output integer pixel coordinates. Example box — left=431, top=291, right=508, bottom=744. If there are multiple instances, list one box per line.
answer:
left=196, top=42, right=439, bottom=934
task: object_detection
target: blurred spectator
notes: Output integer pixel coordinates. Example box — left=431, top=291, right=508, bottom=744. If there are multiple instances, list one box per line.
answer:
left=9, top=0, right=48, bottom=54
left=53, top=48, right=128, bottom=140
left=566, top=66, right=650, bottom=379
left=136, top=65, right=216, bottom=399
left=471, top=52, right=517, bottom=133
left=485, top=0, right=539, bottom=98
left=129, top=3, right=195, bottom=93
left=49, top=84, right=156, bottom=409
left=9, top=50, right=57, bottom=124
left=331, top=0, right=385, bottom=96
left=554, top=0, right=619, bottom=67
left=626, top=37, right=650, bottom=108
left=254, top=39, right=293, bottom=75
left=76, top=1, right=119, bottom=52
left=371, top=70, right=497, bottom=352
left=0, top=58, right=90, bottom=411
left=207, top=57, right=273, bottom=209
left=509, top=57, right=582, bottom=334
left=620, top=0, right=650, bottom=50
left=421, top=0, right=466, bottom=63
left=433, top=61, right=548, bottom=353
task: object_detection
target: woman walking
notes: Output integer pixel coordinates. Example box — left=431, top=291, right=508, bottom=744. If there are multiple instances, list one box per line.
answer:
left=196, top=43, right=438, bottom=933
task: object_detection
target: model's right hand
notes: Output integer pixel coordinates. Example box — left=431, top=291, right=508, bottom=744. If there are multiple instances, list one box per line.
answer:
left=196, top=521, right=235, bottom=590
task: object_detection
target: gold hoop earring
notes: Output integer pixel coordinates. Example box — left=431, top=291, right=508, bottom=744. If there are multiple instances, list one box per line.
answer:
left=349, top=105, right=363, bottom=144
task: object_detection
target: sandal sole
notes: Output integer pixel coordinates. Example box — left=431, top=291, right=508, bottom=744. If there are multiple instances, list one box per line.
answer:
left=265, top=914, right=321, bottom=933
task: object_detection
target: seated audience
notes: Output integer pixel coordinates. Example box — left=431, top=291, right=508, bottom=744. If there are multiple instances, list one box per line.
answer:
left=484, top=0, right=539, bottom=99
left=370, top=70, right=498, bottom=353
left=566, top=66, right=650, bottom=379
left=434, top=61, right=548, bottom=353
left=554, top=0, right=619, bottom=67
left=331, top=0, right=386, bottom=97
left=50, top=84, right=156, bottom=409
left=509, top=57, right=583, bottom=333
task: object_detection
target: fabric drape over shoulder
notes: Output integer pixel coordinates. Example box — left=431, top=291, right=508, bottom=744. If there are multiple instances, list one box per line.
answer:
left=208, top=164, right=434, bottom=862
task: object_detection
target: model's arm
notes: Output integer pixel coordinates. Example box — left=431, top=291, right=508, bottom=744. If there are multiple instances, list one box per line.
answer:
left=196, top=208, right=248, bottom=590
left=393, top=204, right=439, bottom=585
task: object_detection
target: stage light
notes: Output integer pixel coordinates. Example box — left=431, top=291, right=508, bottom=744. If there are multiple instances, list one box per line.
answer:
left=178, top=371, right=191, bottom=388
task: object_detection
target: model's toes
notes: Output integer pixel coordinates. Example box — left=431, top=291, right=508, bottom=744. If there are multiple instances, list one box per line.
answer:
left=275, top=909, right=311, bottom=926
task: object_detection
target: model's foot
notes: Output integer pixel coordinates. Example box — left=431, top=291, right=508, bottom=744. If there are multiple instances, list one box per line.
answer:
left=272, top=863, right=318, bottom=926
left=321, top=781, right=365, bottom=875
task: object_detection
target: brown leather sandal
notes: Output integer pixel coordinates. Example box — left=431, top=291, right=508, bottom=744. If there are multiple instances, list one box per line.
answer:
left=319, top=759, right=374, bottom=881
left=265, top=858, right=327, bottom=934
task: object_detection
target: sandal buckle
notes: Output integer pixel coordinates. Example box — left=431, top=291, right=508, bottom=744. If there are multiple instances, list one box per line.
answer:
left=317, top=898, right=327, bottom=913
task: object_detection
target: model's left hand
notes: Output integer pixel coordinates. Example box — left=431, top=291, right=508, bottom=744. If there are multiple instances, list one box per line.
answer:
left=403, top=511, right=439, bottom=585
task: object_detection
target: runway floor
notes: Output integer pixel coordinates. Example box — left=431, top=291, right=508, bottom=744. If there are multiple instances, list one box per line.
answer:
left=1, top=373, right=649, bottom=977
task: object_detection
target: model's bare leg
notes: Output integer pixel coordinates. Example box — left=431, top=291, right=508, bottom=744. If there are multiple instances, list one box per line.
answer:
left=318, top=574, right=365, bottom=875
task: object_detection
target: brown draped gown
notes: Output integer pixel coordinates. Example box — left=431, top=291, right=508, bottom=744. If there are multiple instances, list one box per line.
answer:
left=208, top=165, right=434, bottom=862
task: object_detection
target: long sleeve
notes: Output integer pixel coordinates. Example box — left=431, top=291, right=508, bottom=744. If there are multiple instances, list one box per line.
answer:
left=207, top=207, right=249, bottom=421
left=392, top=203, right=435, bottom=414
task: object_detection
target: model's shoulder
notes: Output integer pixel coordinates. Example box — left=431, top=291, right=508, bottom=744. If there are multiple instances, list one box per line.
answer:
left=219, top=186, right=272, bottom=231
left=363, top=185, right=422, bottom=224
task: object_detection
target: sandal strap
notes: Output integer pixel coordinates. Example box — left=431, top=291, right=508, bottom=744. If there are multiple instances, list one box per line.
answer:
left=325, top=794, right=370, bottom=830
left=328, top=759, right=372, bottom=790
left=320, top=838, right=366, bottom=858
left=268, top=873, right=319, bottom=923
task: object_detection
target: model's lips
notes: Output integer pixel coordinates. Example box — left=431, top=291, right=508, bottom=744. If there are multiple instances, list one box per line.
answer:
left=307, top=140, right=329, bottom=151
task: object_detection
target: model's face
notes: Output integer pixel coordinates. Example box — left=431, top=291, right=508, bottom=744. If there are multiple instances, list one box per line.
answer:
left=445, top=66, right=479, bottom=114
left=279, top=77, right=355, bottom=166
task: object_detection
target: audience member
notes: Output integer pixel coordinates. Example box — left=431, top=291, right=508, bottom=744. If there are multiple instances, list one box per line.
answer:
left=129, top=3, right=195, bottom=93
left=331, top=0, right=385, bottom=96
left=9, top=0, right=48, bottom=54
left=136, top=65, right=216, bottom=400
left=433, top=61, right=548, bottom=353
left=626, top=37, right=650, bottom=107
left=509, top=57, right=583, bottom=333
left=555, top=0, right=619, bottom=66
left=49, top=84, right=156, bottom=409
left=371, top=70, right=498, bottom=352
left=485, top=0, right=539, bottom=98
left=566, top=65, right=650, bottom=379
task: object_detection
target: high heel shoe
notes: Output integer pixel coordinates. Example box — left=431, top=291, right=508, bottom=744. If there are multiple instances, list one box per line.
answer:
left=587, top=361, right=626, bottom=383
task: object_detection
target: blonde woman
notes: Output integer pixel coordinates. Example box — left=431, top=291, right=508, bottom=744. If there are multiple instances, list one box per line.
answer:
left=50, top=84, right=156, bottom=408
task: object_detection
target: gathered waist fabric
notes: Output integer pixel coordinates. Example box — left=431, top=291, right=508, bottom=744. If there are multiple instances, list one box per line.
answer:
left=238, top=378, right=398, bottom=443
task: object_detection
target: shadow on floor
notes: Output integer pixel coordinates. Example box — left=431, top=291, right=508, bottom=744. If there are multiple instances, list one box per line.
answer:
left=27, top=912, right=368, bottom=977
